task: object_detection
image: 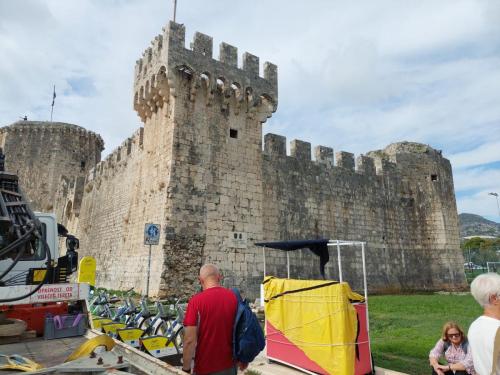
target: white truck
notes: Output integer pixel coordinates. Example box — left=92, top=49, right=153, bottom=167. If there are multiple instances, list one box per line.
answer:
left=0, top=211, right=86, bottom=304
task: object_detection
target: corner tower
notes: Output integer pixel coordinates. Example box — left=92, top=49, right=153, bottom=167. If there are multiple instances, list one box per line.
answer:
left=133, top=22, right=278, bottom=296
left=368, top=142, right=465, bottom=289
left=0, top=121, right=103, bottom=213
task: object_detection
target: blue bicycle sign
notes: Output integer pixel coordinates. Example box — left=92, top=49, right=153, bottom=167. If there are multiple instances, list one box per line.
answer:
left=144, top=223, right=160, bottom=245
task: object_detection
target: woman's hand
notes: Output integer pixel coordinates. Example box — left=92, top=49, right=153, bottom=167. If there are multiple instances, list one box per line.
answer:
left=430, top=357, right=443, bottom=374
left=436, top=364, right=450, bottom=374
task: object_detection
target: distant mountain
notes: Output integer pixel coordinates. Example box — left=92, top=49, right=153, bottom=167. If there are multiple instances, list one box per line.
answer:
left=459, top=213, right=500, bottom=238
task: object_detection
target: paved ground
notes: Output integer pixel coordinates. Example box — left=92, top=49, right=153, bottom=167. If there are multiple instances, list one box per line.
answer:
left=1, top=334, right=408, bottom=375
left=247, top=350, right=409, bottom=375
left=0, top=336, right=88, bottom=374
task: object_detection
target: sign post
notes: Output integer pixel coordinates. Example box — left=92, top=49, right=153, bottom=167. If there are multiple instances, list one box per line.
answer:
left=144, top=223, right=160, bottom=298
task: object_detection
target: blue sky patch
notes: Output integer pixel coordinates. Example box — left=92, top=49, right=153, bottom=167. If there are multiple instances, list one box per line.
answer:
left=66, top=76, right=96, bottom=97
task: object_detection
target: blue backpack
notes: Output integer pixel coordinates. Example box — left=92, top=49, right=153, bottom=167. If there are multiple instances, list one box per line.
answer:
left=232, top=289, right=265, bottom=363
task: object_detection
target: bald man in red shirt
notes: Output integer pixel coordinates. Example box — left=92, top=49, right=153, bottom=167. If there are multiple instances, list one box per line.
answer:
left=182, top=264, right=244, bottom=375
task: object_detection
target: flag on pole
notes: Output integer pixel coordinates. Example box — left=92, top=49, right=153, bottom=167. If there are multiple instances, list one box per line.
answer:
left=51, top=85, right=56, bottom=107
left=50, top=85, right=56, bottom=121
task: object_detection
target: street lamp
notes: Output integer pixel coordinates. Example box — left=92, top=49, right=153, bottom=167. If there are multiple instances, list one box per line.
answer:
left=488, top=192, right=500, bottom=217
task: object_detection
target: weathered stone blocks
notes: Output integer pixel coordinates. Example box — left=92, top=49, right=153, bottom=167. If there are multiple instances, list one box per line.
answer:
left=315, top=146, right=334, bottom=167
left=290, top=140, right=311, bottom=161
left=336, top=151, right=355, bottom=171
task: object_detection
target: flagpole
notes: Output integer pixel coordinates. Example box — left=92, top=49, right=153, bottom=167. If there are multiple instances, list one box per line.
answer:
left=50, top=85, right=56, bottom=122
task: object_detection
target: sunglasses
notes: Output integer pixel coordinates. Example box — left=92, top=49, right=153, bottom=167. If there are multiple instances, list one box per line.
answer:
left=447, top=333, right=461, bottom=339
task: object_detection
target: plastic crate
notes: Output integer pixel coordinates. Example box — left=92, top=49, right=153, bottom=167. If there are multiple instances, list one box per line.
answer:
left=1, top=302, right=68, bottom=335
left=44, top=313, right=87, bottom=340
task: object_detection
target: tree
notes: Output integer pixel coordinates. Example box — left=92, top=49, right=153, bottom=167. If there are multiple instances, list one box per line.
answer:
left=461, top=237, right=500, bottom=266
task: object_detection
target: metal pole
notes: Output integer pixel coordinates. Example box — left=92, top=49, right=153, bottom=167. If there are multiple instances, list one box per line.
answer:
left=286, top=252, right=290, bottom=279
left=173, top=0, right=177, bottom=22
left=361, top=242, right=374, bottom=373
left=361, top=243, right=368, bottom=305
left=263, top=247, right=266, bottom=277
left=496, top=195, right=500, bottom=217
left=261, top=246, right=267, bottom=308
left=336, top=240, right=343, bottom=282
left=146, top=244, right=152, bottom=298
left=489, top=192, right=500, bottom=217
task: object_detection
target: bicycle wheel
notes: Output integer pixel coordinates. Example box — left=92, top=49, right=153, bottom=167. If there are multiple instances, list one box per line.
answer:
left=139, top=317, right=156, bottom=336
left=154, top=319, right=173, bottom=336
left=168, top=326, right=184, bottom=351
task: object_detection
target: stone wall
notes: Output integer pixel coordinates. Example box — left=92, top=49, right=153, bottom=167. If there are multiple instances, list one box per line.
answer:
left=67, top=114, right=175, bottom=294
left=0, top=121, right=103, bottom=212
left=260, top=136, right=465, bottom=293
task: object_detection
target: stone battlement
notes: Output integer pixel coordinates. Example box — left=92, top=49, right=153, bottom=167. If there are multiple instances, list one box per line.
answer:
left=263, top=133, right=447, bottom=177
left=86, top=128, right=144, bottom=183
left=133, top=21, right=278, bottom=122
left=0, top=121, right=104, bottom=150
left=1, top=120, right=103, bottom=213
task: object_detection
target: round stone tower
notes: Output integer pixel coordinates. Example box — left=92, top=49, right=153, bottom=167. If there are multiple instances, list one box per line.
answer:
left=367, top=141, right=465, bottom=290
left=0, top=121, right=104, bottom=213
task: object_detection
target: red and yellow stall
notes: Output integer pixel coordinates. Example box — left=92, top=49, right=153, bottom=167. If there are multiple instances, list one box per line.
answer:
left=256, top=240, right=373, bottom=375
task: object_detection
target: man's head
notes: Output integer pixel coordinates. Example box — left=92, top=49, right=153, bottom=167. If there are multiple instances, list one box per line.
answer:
left=199, top=263, right=222, bottom=290
left=470, top=273, right=500, bottom=314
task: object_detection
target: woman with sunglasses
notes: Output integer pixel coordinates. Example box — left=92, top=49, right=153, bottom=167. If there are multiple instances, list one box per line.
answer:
left=429, top=321, right=475, bottom=375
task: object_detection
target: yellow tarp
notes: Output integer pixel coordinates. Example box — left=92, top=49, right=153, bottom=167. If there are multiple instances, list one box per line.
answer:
left=264, top=277, right=364, bottom=375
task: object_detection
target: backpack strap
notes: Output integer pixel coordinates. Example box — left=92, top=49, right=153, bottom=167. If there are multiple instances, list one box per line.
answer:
left=461, top=338, right=468, bottom=355
left=443, top=340, right=450, bottom=353
left=231, top=288, right=242, bottom=303
left=444, top=339, right=469, bottom=355
left=231, top=288, right=243, bottom=359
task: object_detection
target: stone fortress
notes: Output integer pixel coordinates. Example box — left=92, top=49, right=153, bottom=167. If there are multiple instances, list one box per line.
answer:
left=1, top=21, right=466, bottom=298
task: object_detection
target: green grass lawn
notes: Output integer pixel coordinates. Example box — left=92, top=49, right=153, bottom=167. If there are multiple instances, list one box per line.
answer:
left=369, top=294, right=482, bottom=375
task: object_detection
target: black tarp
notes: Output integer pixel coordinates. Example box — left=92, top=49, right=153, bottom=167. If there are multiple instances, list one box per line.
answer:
left=254, top=239, right=330, bottom=278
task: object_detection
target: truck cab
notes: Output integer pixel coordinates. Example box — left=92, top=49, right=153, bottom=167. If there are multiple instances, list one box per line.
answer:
left=0, top=212, right=63, bottom=286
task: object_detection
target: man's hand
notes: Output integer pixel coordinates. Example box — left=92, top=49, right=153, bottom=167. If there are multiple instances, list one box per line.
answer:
left=182, top=326, right=197, bottom=374
left=237, top=361, right=248, bottom=371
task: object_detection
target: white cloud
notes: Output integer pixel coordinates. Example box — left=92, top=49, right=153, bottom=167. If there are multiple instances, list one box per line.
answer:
left=452, top=165, right=500, bottom=220
left=458, top=190, right=500, bottom=220
left=450, top=142, right=500, bottom=169
left=454, top=167, right=500, bottom=192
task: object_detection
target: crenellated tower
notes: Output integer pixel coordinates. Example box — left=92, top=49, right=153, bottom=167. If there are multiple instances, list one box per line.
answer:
left=133, top=22, right=277, bottom=124
left=131, top=21, right=278, bottom=296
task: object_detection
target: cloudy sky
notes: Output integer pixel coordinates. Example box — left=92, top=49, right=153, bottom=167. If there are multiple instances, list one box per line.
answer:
left=1, top=0, right=499, bottom=222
